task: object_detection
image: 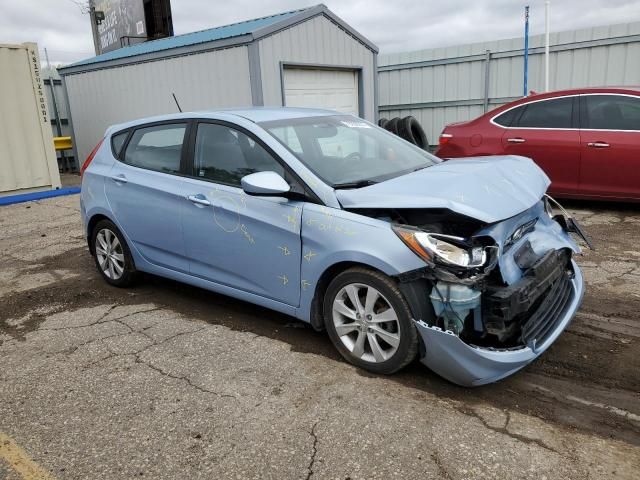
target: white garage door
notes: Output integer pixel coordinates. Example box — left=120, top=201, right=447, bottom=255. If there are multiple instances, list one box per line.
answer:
left=283, top=68, right=359, bottom=116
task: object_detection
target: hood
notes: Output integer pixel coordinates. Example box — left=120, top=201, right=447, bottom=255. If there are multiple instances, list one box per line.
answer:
left=336, top=155, right=550, bottom=224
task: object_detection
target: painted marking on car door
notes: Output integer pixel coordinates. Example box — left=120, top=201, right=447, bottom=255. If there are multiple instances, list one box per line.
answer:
left=0, top=431, right=56, bottom=480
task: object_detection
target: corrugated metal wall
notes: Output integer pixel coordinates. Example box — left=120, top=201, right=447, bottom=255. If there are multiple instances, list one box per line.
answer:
left=258, top=15, right=376, bottom=121
left=379, top=22, right=640, bottom=145
left=43, top=69, right=76, bottom=171
left=64, top=47, right=253, bottom=163
left=0, top=43, right=60, bottom=195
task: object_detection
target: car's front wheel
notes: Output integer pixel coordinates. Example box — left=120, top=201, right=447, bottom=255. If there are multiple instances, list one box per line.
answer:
left=91, top=219, right=138, bottom=287
left=324, top=267, right=419, bottom=374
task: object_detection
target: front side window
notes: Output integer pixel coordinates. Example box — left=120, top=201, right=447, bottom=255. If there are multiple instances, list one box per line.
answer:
left=582, top=95, right=640, bottom=130
left=193, top=123, right=284, bottom=186
left=123, top=123, right=186, bottom=174
left=261, top=115, right=439, bottom=187
left=515, top=97, right=573, bottom=129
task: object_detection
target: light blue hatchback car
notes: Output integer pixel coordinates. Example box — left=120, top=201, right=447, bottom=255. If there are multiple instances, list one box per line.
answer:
left=80, top=108, right=587, bottom=386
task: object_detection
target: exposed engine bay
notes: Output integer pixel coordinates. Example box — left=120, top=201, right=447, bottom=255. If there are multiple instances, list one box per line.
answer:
left=347, top=198, right=589, bottom=351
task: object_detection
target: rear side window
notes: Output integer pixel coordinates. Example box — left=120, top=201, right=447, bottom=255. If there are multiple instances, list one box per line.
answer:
left=582, top=95, right=640, bottom=130
left=493, top=106, right=522, bottom=127
left=111, top=131, right=128, bottom=158
left=123, top=123, right=186, bottom=174
left=515, top=97, right=573, bottom=128
left=193, top=123, right=284, bottom=186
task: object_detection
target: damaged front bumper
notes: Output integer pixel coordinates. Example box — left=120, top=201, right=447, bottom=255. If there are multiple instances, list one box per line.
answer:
left=414, top=260, right=584, bottom=386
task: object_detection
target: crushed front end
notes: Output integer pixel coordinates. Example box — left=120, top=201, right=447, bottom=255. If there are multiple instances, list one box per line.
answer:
left=391, top=198, right=586, bottom=386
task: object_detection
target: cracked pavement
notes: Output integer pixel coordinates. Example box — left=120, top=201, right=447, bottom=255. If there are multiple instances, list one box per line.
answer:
left=1, top=194, right=639, bottom=479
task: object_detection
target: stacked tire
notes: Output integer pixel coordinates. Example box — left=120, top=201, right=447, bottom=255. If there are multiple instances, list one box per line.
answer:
left=378, top=116, right=429, bottom=151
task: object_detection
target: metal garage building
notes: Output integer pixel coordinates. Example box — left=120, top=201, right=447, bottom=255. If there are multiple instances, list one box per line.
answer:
left=58, top=4, right=378, bottom=164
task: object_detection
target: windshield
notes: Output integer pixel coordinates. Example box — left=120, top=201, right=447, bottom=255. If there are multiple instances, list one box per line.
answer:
left=260, top=115, right=440, bottom=187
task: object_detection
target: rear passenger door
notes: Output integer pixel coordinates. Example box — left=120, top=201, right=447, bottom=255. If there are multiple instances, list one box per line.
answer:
left=181, top=121, right=305, bottom=307
left=501, top=96, right=580, bottom=195
left=105, top=122, right=189, bottom=272
left=579, top=94, right=640, bottom=199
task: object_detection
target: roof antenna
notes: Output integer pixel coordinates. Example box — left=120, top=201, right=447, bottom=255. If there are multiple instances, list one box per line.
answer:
left=172, top=92, right=182, bottom=113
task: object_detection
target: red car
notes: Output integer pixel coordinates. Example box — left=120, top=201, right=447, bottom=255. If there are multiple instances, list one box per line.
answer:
left=436, top=87, right=640, bottom=201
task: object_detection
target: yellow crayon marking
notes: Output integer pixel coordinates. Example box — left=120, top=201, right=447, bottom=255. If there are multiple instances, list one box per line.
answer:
left=278, top=246, right=291, bottom=256
left=240, top=224, right=255, bottom=244
left=0, top=432, right=56, bottom=480
left=278, top=275, right=289, bottom=285
left=301, top=280, right=311, bottom=290
left=303, top=250, right=317, bottom=262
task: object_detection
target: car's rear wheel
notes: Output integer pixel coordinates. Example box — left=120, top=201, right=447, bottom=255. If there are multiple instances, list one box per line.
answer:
left=91, top=219, right=138, bottom=287
left=324, top=268, right=419, bottom=374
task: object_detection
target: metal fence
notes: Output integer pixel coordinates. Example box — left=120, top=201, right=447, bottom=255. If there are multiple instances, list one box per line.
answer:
left=378, top=21, right=640, bottom=146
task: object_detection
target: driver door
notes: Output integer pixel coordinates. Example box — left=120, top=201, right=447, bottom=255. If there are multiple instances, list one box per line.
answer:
left=181, top=121, right=304, bottom=306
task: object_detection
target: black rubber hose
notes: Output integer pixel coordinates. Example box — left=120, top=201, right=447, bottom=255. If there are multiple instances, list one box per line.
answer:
left=378, top=118, right=389, bottom=129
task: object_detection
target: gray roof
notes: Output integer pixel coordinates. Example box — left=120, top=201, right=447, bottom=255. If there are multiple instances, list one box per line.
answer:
left=59, top=4, right=377, bottom=75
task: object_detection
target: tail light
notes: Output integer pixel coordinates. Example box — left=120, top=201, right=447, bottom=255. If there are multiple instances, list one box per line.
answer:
left=439, top=133, right=452, bottom=146
left=80, top=138, right=104, bottom=177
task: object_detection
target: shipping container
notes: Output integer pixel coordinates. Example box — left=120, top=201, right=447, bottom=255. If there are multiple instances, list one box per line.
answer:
left=0, top=43, right=61, bottom=196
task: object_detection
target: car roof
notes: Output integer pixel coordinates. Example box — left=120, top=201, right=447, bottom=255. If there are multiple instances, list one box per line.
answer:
left=483, top=86, right=640, bottom=119
left=107, top=107, right=341, bottom=133
left=527, top=86, right=640, bottom=98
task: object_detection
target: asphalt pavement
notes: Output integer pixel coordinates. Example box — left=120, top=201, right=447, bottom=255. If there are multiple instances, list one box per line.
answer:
left=1, top=194, right=638, bottom=479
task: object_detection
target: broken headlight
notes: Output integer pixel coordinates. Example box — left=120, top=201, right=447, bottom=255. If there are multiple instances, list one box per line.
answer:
left=392, top=226, right=487, bottom=268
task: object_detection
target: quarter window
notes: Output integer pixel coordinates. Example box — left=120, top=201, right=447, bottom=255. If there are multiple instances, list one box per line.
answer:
left=123, top=124, right=186, bottom=174
left=193, top=123, right=284, bottom=186
left=582, top=95, right=640, bottom=131
left=515, top=97, right=573, bottom=128
left=493, top=106, right=522, bottom=127
left=111, top=131, right=128, bottom=158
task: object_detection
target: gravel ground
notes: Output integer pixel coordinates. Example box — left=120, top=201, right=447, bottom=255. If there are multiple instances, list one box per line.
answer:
left=0, top=194, right=638, bottom=479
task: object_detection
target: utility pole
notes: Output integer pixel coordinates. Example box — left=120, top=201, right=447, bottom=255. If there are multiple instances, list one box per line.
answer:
left=544, top=0, right=551, bottom=92
left=523, top=6, right=529, bottom=97
left=89, top=0, right=101, bottom=55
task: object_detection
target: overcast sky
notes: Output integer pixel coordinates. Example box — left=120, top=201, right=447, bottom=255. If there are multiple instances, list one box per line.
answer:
left=2, top=0, right=638, bottom=65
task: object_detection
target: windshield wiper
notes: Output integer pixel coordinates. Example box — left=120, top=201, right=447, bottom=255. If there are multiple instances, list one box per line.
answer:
left=333, top=179, right=378, bottom=189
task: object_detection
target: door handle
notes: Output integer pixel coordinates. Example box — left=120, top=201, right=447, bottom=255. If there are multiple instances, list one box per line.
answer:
left=507, top=138, right=526, bottom=143
left=110, top=174, right=127, bottom=184
left=587, top=142, right=610, bottom=148
left=187, top=194, right=211, bottom=206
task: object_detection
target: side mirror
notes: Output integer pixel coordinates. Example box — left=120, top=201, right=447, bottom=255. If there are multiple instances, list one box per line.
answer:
left=241, top=171, right=291, bottom=196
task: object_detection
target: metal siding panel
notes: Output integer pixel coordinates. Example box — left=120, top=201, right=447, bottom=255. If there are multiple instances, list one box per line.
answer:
left=258, top=15, right=375, bottom=120
left=623, top=43, right=640, bottom=83
left=378, top=22, right=640, bottom=149
left=65, top=46, right=252, bottom=162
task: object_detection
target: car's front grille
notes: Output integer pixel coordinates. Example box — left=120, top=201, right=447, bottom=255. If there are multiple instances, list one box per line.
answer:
left=520, top=270, right=573, bottom=348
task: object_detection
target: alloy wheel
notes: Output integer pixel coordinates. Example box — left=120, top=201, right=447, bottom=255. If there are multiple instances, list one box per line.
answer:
left=95, top=228, right=125, bottom=280
left=332, top=283, right=401, bottom=363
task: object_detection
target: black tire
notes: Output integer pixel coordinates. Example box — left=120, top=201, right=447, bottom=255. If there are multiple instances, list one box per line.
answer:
left=323, top=267, right=419, bottom=375
left=398, top=116, right=429, bottom=150
left=91, top=219, right=138, bottom=287
left=384, top=117, right=400, bottom=135
left=378, top=118, right=389, bottom=129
